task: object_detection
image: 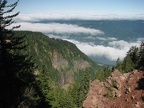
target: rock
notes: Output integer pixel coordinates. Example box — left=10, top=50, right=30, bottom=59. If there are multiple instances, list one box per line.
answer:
left=83, top=79, right=108, bottom=108
left=83, top=70, right=144, bottom=108
left=125, top=87, right=131, bottom=94
left=135, top=102, right=140, bottom=108
left=114, top=89, right=121, bottom=97
left=131, top=95, right=135, bottom=99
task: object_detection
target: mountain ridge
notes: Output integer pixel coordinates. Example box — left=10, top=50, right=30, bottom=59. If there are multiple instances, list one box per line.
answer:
left=14, top=31, right=104, bottom=88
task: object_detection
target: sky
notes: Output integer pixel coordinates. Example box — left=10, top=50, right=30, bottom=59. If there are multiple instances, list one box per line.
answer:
left=9, top=0, right=144, bottom=20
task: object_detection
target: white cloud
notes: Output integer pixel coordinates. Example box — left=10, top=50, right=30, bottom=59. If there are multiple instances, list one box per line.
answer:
left=11, top=22, right=104, bottom=35
left=97, top=37, right=107, bottom=41
left=97, top=37, right=117, bottom=41
left=107, top=37, right=117, bottom=41
left=63, top=38, right=142, bottom=61
left=108, top=40, right=140, bottom=50
left=77, top=43, right=125, bottom=61
left=15, top=13, right=144, bottom=21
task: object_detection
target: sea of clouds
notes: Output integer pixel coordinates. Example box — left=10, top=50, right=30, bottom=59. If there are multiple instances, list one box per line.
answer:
left=9, top=13, right=144, bottom=64
left=11, top=22, right=104, bottom=35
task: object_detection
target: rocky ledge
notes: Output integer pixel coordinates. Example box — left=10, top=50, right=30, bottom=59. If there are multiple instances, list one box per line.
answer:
left=83, top=69, right=144, bottom=108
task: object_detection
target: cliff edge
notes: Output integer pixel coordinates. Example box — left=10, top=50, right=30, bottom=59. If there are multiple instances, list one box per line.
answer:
left=83, top=69, right=144, bottom=108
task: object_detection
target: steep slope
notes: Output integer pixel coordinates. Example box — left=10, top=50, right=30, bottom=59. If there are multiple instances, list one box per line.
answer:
left=14, top=31, right=103, bottom=88
left=83, top=69, right=144, bottom=108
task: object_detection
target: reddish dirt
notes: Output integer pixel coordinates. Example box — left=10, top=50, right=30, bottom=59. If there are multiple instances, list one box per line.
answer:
left=83, top=70, right=144, bottom=108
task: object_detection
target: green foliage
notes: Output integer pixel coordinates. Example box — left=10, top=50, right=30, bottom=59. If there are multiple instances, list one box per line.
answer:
left=115, top=58, right=122, bottom=71
left=57, top=91, right=74, bottom=108
left=115, top=42, right=144, bottom=73
left=105, top=85, right=115, bottom=98
left=122, top=54, right=134, bottom=72
left=95, top=67, right=113, bottom=81
left=38, top=68, right=92, bottom=108
left=137, top=42, right=144, bottom=68
left=69, top=69, right=91, bottom=108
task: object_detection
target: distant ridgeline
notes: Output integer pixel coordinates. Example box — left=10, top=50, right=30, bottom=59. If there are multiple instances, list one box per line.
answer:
left=14, top=31, right=104, bottom=88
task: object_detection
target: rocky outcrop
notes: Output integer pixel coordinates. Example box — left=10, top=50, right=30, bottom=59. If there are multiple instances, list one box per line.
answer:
left=50, top=49, right=91, bottom=88
left=83, top=69, right=144, bottom=108
left=51, top=50, right=69, bottom=70
left=51, top=50, right=90, bottom=71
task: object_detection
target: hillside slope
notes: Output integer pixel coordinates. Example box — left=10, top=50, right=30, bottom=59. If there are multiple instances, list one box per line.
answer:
left=83, top=69, right=144, bottom=108
left=14, top=31, right=103, bottom=88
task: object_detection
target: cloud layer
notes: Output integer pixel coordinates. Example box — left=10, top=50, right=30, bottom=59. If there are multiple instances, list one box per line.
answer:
left=62, top=38, right=142, bottom=61
left=15, top=13, right=144, bottom=22
left=11, top=13, right=144, bottom=63
left=11, top=22, right=104, bottom=35
left=11, top=20, right=142, bottom=62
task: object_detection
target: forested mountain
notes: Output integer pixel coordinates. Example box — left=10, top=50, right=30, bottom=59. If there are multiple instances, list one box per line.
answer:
left=15, top=31, right=103, bottom=87
left=14, top=31, right=104, bottom=107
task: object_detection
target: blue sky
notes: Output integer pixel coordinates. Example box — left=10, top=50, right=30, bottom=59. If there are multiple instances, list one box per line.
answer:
left=11, top=0, right=144, bottom=15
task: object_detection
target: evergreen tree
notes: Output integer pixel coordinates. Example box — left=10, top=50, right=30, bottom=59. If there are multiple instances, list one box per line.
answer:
left=115, top=42, right=144, bottom=72
left=127, top=46, right=139, bottom=67
left=36, top=73, right=52, bottom=108
left=122, top=54, right=134, bottom=72
left=0, top=0, right=39, bottom=107
left=115, top=58, right=122, bottom=71
left=121, top=46, right=139, bottom=72
left=137, top=42, right=144, bottom=69
left=70, top=69, right=90, bottom=108
left=95, top=66, right=112, bottom=81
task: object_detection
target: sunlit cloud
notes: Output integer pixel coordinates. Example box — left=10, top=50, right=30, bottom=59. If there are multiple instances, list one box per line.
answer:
left=11, top=22, right=104, bottom=35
